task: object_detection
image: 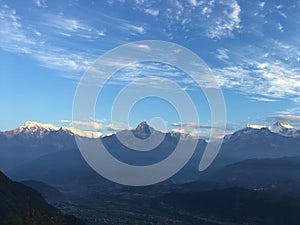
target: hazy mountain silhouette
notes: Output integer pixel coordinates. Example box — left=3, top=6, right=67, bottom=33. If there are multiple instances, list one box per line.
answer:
left=0, top=170, right=85, bottom=225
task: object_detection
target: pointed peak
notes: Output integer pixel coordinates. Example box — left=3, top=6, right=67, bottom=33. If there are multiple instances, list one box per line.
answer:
left=134, top=121, right=153, bottom=139
left=273, top=121, right=293, bottom=129
left=136, top=120, right=149, bottom=129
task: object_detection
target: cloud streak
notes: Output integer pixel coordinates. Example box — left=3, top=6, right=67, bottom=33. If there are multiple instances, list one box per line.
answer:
left=34, top=0, right=48, bottom=8
left=266, top=115, right=300, bottom=123
left=0, top=5, right=107, bottom=74
left=212, top=37, right=300, bottom=103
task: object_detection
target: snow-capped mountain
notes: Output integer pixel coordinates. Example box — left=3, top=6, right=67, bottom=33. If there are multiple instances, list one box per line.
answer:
left=269, top=121, right=295, bottom=136
left=224, top=121, right=299, bottom=142
left=245, top=121, right=299, bottom=137
left=1, top=121, right=102, bottom=139
left=4, top=121, right=58, bottom=139
left=3, top=120, right=300, bottom=185
left=0, top=121, right=102, bottom=171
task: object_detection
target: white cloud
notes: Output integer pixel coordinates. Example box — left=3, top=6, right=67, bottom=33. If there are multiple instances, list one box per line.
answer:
left=211, top=36, right=300, bottom=103
left=257, top=62, right=268, bottom=69
left=132, top=44, right=151, bottom=51
left=216, top=48, right=229, bottom=60
left=70, top=121, right=102, bottom=130
left=278, top=10, right=287, bottom=19
left=249, top=96, right=277, bottom=102
left=199, top=0, right=241, bottom=39
left=59, top=120, right=124, bottom=132
left=35, top=50, right=91, bottom=71
left=34, top=31, right=42, bottom=36
left=213, top=60, right=300, bottom=102
left=34, top=0, right=48, bottom=8
left=0, top=5, right=35, bottom=51
left=97, top=30, right=106, bottom=36
left=44, top=14, right=92, bottom=32
left=267, top=115, right=300, bottom=123
left=201, top=6, right=212, bottom=16
left=259, top=2, right=265, bottom=9
left=188, top=0, right=203, bottom=7
left=124, top=23, right=146, bottom=34
left=0, top=5, right=97, bottom=73
left=101, top=62, right=196, bottom=89
left=171, top=122, right=213, bottom=129
left=277, top=23, right=283, bottom=32
left=145, top=8, right=159, bottom=17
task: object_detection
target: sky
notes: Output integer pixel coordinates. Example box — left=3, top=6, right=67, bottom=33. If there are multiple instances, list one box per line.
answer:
left=0, top=0, right=300, bottom=135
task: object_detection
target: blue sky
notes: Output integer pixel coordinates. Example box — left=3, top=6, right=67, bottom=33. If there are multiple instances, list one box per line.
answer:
left=0, top=0, right=300, bottom=134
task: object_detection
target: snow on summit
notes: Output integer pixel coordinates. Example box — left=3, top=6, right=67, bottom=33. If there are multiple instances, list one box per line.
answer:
left=5, top=121, right=102, bottom=138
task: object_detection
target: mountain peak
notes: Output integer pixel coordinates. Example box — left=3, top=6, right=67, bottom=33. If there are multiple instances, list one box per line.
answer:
left=20, top=121, right=58, bottom=131
left=273, top=121, right=293, bottom=129
left=11, top=121, right=59, bottom=138
left=136, top=120, right=149, bottom=129
left=133, top=121, right=153, bottom=139
left=269, top=121, right=294, bottom=136
left=4, top=121, right=102, bottom=139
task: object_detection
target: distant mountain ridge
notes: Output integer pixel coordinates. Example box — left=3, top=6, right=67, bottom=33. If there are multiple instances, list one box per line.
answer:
left=0, top=121, right=200, bottom=171
left=2, top=120, right=299, bottom=141
left=3, top=120, right=300, bottom=186
left=1, top=121, right=102, bottom=139
left=225, top=120, right=300, bottom=141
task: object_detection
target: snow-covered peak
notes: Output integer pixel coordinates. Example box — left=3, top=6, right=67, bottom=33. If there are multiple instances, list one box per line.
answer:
left=246, top=121, right=294, bottom=132
left=9, top=121, right=59, bottom=138
left=271, top=121, right=293, bottom=129
left=268, top=121, right=295, bottom=136
left=20, top=121, right=58, bottom=131
left=5, top=121, right=102, bottom=139
left=224, top=121, right=299, bottom=142
left=242, top=121, right=297, bottom=137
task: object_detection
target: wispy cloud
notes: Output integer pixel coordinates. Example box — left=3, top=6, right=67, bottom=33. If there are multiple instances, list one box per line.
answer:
left=33, top=0, right=48, bottom=8
left=0, top=5, right=97, bottom=73
left=277, top=23, right=284, bottom=32
left=213, top=62, right=300, bottom=102
left=216, top=48, right=230, bottom=60
left=202, top=0, right=241, bottom=39
left=144, top=8, right=159, bottom=17
left=259, top=2, right=265, bottom=9
left=212, top=37, right=300, bottom=103
left=249, top=96, right=277, bottom=102
left=123, top=23, right=146, bottom=35
left=0, top=5, right=35, bottom=52
left=130, top=0, right=241, bottom=40
left=266, top=115, right=300, bottom=124
left=132, top=43, right=151, bottom=51
left=171, top=122, right=213, bottom=129
left=277, top=106, right=300, bottom=115
left=59, top=120, right=102, bottom=130
left=171, top=123, right=226, bottom=138
left=59, top=119, right=126, bottom=132
left=43, top=14, right=92, bottom=33
left=102, top=62, right=196, bottom=90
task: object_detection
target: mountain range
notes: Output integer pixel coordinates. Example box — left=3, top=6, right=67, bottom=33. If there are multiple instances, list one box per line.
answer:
left=2, top=120, right=300, bottom=224
left=2, top=120, right=300, bottom=170
left=2, top=120, right=300, bottom=191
